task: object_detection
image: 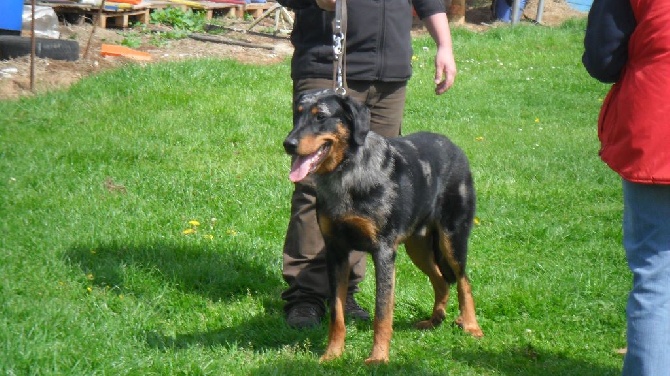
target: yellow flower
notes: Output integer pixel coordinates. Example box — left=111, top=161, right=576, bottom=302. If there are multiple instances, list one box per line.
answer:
left=204, top=234, right=214, bottom=240
left=226, top=229, right=238, bottom=236
left=183, top=228, right=196, bottom=235
left=86, top=287, right=92, bottom=293
left=473, top=217, right=481, bottom=225
left=475, top=136, right=484, bottom=141
left=412, top=55, right=418, bottom=61
left=534, top=118, right=540, bottom=123
left=188, top=220, right=201, bottom=227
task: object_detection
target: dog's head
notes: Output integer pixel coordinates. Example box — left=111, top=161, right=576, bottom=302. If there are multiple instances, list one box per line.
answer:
left=283, top=89, right=370, bottom=183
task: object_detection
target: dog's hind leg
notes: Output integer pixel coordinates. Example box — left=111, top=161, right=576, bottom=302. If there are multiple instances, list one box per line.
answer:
left=365, top=246, right=397, bottom=365
left=405, top=234, right=450, bottom=330
left=437, top=230, right=483, bottom=338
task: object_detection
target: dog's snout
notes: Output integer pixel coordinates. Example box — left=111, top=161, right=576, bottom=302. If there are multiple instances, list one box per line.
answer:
left=283, top=137, right=299, bottom=154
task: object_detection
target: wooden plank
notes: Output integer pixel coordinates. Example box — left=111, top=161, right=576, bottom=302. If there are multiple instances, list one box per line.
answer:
left=147, top=0, right=242, bottom=19
left=38, top=1, right=151, bottom=28
left=199, top=1, right=243, bottom=20
left=242, top=2, right=273, bottom=18
left=96, top=9, right=149, bottom=27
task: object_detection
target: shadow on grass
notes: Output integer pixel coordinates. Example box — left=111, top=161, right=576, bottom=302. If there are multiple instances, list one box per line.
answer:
left=145, top=311, right=326, bottom=351
left=65, top=241, right=281, bottom=302
left=64, top=243, right=620, bottom=375
left=450, top=346, right=621, bottom=376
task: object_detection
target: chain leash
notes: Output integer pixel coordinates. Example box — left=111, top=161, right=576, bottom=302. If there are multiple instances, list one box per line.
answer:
left=332, top=0, right=347, bottom=95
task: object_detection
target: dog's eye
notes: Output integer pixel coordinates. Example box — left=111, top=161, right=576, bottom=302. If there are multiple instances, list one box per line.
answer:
left=315, top=113, right=327, bottom=121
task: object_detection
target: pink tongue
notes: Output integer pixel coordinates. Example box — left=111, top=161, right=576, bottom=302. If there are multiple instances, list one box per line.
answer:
left=289, top=153, right=318, bottom=183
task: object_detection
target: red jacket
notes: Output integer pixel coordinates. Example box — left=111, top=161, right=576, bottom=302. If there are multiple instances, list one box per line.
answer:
left=584, top=0, right=670, bottom=184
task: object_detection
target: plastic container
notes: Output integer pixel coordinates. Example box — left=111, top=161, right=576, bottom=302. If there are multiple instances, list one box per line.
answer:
left=0, top=0, right=23, bottom=35
left=22, top=5, right=60, bottom=39
left=494, top=0, right=527, bottom=23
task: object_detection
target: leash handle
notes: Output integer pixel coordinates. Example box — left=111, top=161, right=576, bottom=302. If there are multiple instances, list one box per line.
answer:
left=333, top=0, right=347, bottom=95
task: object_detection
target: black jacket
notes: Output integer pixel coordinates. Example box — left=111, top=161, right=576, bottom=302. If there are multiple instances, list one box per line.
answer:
left=278, top=0, right=446, bottom=82
left=582, top=0, right=636, bottom=83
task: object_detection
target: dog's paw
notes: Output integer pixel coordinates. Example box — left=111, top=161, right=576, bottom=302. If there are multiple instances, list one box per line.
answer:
left=415, top=311, right=445, bottom=330
left=415, top=319, right=437, bottom=330
left=454, top=316, right=484, bottom=338
left=466, top=326, right=484, bottom=338
left=319, top=348, right=344, bottom=363
left=364, top=355, right=389, bottom=365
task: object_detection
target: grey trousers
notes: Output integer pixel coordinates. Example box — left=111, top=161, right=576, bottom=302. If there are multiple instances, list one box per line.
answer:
left=281, top=78, right=407, bottom=313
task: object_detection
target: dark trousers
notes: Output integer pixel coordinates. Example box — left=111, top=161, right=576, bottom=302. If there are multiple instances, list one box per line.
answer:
left=281, top=78, right=407, bottom=312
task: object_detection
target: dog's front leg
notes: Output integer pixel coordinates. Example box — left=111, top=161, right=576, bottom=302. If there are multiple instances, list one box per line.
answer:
left=320, top=247, right=350, bottom=362
left=365, top=246, right=396, bottom=364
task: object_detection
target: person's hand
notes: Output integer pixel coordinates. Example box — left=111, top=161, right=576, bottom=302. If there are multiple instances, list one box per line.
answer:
left=434, top=45, right=457, bottom=95
left=315, top=0, right=336, bottom=11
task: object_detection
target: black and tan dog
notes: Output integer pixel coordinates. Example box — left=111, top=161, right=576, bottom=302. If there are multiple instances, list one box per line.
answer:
left=283, top=89, right=483, bottom=364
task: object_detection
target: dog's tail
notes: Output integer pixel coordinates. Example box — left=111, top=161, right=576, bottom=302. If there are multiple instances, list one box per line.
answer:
left=433, top=232, right=458, bottom=284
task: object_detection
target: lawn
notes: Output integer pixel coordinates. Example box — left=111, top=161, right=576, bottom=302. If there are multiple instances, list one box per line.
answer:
left=0, top=18, right=627, bottom=375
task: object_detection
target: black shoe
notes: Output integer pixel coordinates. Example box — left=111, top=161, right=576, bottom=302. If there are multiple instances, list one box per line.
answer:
left=345, top=295, right=370, bottom=321
left=286, top=303, right=324, bottom=329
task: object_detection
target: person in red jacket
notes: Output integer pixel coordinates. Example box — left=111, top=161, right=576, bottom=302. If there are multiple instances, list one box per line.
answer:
left=583, top=0, right=670, bottom=374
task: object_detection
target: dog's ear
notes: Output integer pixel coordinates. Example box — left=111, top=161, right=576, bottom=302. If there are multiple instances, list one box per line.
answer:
left=338, top=95, right=370, bottom=146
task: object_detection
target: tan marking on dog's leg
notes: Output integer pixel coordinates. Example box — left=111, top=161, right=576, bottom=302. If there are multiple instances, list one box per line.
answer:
left=341, top=214, right=378, bottom=241
left=318, top=214, right=333, bottom=238
left=453, top=276, right=484, bottom=337
left=320, top=266, right=349, bottom=362
left=365, top=258, right=395, bottom=364
left=365, top=314, right=393, bottom=365
left=438, top=231, right=483, bottom=338
left=405, top=235, right=449, bottom=330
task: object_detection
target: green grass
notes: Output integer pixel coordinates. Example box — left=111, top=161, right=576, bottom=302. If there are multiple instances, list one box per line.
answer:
left=0, top=18, right=626, bottom=375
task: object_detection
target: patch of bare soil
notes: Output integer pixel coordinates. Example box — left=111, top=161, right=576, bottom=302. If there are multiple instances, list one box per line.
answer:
left=0, top=0, right=584, bottom=101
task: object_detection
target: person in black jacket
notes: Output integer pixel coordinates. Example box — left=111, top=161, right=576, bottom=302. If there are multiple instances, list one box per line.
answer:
left=279, top=0, right=458, bottom=328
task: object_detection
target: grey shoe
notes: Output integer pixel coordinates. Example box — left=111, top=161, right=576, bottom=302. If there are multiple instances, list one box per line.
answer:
left=345, top=295, right=370, bottom=321
left=286, top=303, right=324, bottom=329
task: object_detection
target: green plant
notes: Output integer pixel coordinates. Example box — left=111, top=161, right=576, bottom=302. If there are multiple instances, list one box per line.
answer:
left=150, top=6, right=206, bottom=34
left=120, top=30, right=142, bottom=48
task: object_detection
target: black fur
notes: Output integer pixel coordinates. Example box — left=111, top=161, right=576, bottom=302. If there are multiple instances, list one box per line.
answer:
left=284, top=89, right=483, bottom=364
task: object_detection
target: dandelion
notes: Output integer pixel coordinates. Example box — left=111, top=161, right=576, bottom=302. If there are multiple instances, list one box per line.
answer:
left=473, top=217, right=481, bottom=226
left=226, top=229, right=238, bottom=236
left=535, top=117, right=540, bottom=123
left=183, top=228, right=196, bottom=235
left=412, top=55, right=418, bottom=61
left=204, top=234, right=214, bottom=240
left=86, top=287, right=92, bottom=293
left=188, top=220, right=201, bottom=227
left=475, top=136, right=484, bottom=141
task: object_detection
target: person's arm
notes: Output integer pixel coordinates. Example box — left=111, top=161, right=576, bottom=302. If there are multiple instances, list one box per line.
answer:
left=582, top=0, right=636, bottom=83
left=423, top=13, right=457, bottom=95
